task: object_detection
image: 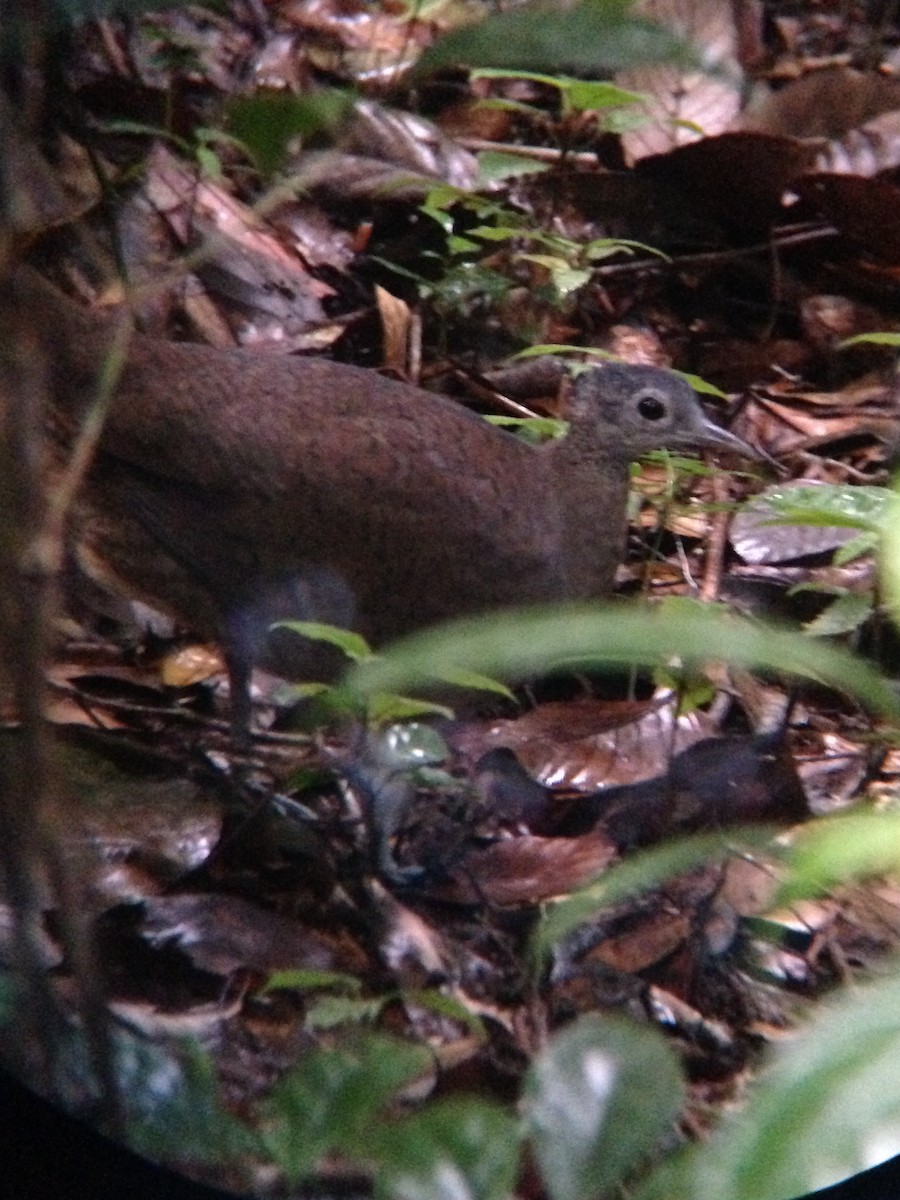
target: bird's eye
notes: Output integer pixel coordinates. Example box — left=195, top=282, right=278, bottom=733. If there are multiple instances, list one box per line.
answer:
left=636, top=390, right=669, bottom=422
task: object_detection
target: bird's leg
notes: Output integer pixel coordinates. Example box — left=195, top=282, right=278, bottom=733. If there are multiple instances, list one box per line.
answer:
left=221, top=630, right=254, bottom=755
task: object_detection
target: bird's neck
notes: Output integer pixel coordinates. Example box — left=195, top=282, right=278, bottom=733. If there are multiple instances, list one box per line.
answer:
left=545, top=426, right=632, bottom=599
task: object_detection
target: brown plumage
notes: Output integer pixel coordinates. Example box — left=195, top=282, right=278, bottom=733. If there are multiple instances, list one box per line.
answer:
left=4, top=267, right=750, bottom=737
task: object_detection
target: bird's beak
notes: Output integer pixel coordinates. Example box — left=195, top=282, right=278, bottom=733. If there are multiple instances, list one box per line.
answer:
left=693, top=416, right=761, bottom=460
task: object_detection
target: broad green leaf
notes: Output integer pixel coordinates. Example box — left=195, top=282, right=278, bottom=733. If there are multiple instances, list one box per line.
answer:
left=760, top=484, right=891, bottom=532
left=514, top=254, right=590, bottom=294
left=802, top=591, right=873, bottom=636
left=448, top=235, right=482, bottom=254
left=227, top=90, right=353, bottom=176
left=635, top=965, right=900, bottom=1200
left=468, top=224, right=528, bottom=241
left=472, top=66, right=581, bottom=89
left=415, top=0, right=700, bottom=78
left=343, top=601, right=900, bottom=719
left=472, top=69, right=645, bottom=113
left=120, top=1034, right=257, bottom=1166
left=524, top=1015, right=684, bottom=1200
left=306, top=994, right=391, bottom=1030
left=262, top=1035, right=430, bottom=1182
left=777, top=810, right=900, bottom=905
left=516, top=252, right=573, bottom=272
left=834, top=530, right=879, bottom=565
left=275, top=620, right=373, bottom=663
left=566, top=79, right=647, bottom=111
left=376, top=1098, right=519, bottom=1200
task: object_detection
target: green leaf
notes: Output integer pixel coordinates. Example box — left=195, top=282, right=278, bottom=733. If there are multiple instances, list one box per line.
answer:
left=476, top=150, right=552, bottom=184
left=675, top=371, right=728, bottom=399
left=275, top=620, right=374, bottom=663
left=879, top=481, right=900, bottom=630
left=261, top=969, right=362, bottom=996
left=472, top=66, right=577, bottom=89
left=402, top=988, right=487, bottom=1039
left=778, top=810, right=900, bottom=905
left=641, top=449, right=728, bottom=476
left=376, top=1098, right=520, bottom=1200
left=415, top=0, right=700, bottom=78
left=485, top=415, right=568, bottom=443
left=565, top=79, right=647, bottom=111
left=524, top=1015, right=685, bottom=1200
left=262, top=1035, right=430, bottom=1183
left=227, top=90, right=353, bottom=177
left=468, top=223, right=526, bottom=241
left=834, top=530, right=879, bottom=565
left=802, top=591, right=873, bottom=636
left=759, top=484, right=891, bottom=533
left=366, top=692, right=455, bottom=722
left=472, top=70, right=645, bottom=115
left=583, top=236, right=667, bottom=262
left=97, top=119, right=190, bottom=151
left=653, top=663, right=716, bottom=713
left=448, top=235, right=482, bottom=254
left=306, top=994, right=391, bottom=1030
left=635, top=965, right=900, bottom=1200
left=343, top=600, right=900, bottom=719
left=120, top=1034, right=257, bottom=1167
left=840, top=331, right=900, bottom=348
left=534, top=828, right=775, bottom=955
left=516, top=252, right=571, bottom=272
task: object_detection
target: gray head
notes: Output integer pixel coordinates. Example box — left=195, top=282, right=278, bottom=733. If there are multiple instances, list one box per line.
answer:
left=567, top=362, right=753, bottom=459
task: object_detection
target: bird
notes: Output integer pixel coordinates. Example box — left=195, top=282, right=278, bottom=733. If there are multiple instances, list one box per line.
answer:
left=4, top=266, right=751, bottom=740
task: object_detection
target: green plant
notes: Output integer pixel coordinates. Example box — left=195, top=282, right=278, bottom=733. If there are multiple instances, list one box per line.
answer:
left=342, top=597, right=898, bottom=716
left=414, top=0, right=700, bottom=79
left=747, top=482, right=890, bottom=636
left=275, top=619, right=514, bottom=725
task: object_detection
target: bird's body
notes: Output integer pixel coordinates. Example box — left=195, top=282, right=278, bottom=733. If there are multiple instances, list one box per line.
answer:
left=5, top=267, right=749, bottom=732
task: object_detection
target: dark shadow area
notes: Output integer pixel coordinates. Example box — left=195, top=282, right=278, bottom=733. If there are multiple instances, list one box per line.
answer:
left=1, top=1063, right=897, bottom=1200
left=0, top=1068, right=238, bottom=1200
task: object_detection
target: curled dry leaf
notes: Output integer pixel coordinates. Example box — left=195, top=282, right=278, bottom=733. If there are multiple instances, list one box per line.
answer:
left=615, top=0, right=744, bottom=163
left=139, top=893, right=370, bottom=977
left=462, top=694, right=714, bottom=792
left=433, top=827, right=618, bottom=906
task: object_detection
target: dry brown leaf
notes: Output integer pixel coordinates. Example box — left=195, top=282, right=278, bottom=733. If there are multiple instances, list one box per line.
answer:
left=732, top=378, right=900, bottom=456
left=616, top=0, right=744, bottom=163
left=139, top=893, right=369, bottom=976
left=460, top=694, right=715, bottom=792
left=434, top=828, right=618, bottom=906
left=375, top=285, right=413, bottom=376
